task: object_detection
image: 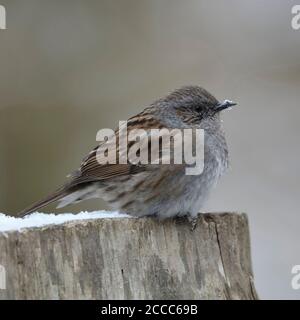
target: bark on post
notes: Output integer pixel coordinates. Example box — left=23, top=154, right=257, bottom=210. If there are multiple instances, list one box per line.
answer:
left=0, top=213, right=258, bottom=300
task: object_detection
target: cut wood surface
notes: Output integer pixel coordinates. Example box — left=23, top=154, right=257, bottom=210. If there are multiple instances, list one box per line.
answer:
left=0, top=213, right=258, bottom=299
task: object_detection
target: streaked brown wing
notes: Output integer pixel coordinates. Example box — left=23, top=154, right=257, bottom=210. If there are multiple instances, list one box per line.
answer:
left=70, top=110, right=165, bottom=183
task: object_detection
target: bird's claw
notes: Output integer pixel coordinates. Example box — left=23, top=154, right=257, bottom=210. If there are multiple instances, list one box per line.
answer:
left=188, top=216, right=198, bottom=231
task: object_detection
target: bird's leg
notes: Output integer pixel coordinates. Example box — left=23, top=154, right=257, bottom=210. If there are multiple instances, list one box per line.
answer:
left=175, top=212, right=206, bottom=230
left=175, top=213, right=198, bottom=231
left=188, top=215, right=198, bottom=231
left=188, top=211, right=207, bottom=231
left=175, top=214, right=189, bottom=225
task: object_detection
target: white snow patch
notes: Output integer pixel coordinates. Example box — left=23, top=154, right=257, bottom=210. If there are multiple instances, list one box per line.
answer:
left=0, top=211, right=130, bottom=232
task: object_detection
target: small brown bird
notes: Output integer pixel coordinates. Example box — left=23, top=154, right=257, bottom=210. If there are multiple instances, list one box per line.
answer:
left=19, top=86, right=235, bottom=222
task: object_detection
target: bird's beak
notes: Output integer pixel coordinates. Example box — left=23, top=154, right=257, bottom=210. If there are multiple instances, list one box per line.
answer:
left=216, top=99, right=237, bottom=111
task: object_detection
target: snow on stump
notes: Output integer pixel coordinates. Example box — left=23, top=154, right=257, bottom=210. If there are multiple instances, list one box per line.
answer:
left=0, top=212, right=258, bottom=299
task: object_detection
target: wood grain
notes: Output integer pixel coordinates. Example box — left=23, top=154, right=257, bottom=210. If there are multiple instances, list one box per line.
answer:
left=0, top=213, right=258, bottom=299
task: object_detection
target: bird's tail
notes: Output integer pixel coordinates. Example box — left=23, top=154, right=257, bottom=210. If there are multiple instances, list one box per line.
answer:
left=17, top=186, right=71, bottom=217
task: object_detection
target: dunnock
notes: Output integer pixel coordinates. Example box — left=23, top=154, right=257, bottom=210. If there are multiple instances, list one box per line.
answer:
left=18, top=86, right=236, bottom=226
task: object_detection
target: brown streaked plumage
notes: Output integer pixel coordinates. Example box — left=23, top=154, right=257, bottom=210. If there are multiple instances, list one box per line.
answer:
left=18, top=86, right=236, bottom=221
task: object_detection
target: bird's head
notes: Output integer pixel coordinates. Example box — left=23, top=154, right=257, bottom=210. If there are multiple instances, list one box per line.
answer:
left=158, top=86, right=236, bottom=123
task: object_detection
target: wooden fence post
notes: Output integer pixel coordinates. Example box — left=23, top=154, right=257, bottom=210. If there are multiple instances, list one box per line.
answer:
left=0, top=213, right=258, bottom=299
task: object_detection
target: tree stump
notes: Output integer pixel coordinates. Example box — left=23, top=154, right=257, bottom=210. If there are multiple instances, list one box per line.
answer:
left=0, top=213, right=258, bottom=299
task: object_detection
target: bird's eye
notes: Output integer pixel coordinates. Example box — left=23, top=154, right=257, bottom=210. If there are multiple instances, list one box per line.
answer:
left=195, top=104, right=204, bottom=112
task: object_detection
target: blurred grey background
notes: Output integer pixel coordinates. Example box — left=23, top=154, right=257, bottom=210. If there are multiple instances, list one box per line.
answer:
left=0, top=0, right=299, bottom=299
